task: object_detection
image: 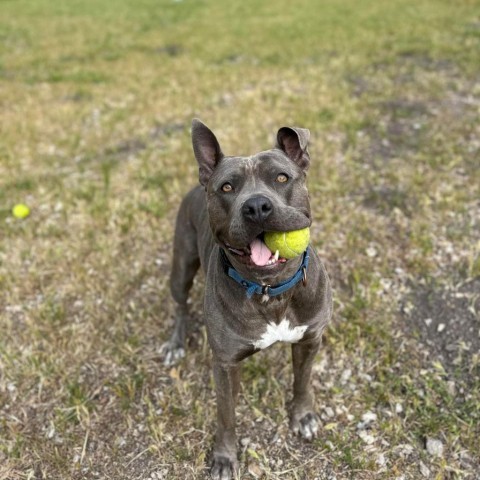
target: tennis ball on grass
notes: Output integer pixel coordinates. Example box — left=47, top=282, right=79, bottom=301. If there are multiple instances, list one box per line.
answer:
left=12, top=203, right=30, bottom=219
left=264, top=227, right=310, bottom=259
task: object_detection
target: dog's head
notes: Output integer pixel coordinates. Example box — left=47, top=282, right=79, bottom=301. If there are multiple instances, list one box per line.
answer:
left=192, top=119, right=312, bottom=270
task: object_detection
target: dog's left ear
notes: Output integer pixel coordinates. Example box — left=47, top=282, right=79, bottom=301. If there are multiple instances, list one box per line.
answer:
left=276, top=127, right=310, bottom=171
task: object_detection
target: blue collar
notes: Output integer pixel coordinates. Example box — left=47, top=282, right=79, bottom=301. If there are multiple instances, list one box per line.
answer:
left=219, top=246, right=310, bottom=299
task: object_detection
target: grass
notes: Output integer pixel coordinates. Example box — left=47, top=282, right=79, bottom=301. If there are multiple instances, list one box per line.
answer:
left=1, top=0, right=479, bottom=478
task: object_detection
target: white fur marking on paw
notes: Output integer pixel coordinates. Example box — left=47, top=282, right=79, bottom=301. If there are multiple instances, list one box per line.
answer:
left=253, top=318, right=308, bottom=350
left=160, top=343, right=185, bottom=366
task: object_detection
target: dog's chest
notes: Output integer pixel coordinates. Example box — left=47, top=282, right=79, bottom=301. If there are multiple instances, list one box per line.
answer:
left=253, top=318, right=308, bottom=350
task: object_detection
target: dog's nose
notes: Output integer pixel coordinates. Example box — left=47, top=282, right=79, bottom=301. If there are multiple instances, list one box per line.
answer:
left=242, top=195, right=273, bottom=223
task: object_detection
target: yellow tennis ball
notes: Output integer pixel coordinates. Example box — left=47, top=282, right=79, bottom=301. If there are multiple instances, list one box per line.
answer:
left=264, top=227, right=310, bottom=259
left=12, top=203, right=30, bottom=219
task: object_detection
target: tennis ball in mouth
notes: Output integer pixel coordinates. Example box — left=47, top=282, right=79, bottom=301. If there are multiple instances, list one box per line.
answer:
left=264, top=227, right=310, bottom=259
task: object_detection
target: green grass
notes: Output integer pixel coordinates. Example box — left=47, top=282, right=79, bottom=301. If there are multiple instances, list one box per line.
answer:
left=1, top=0, right=479, bottom=478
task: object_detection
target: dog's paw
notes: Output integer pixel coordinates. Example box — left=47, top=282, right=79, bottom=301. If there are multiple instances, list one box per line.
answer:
left=210, top=455, right=237, bottom=480
left=290, top=412, right=319, bottom=441
left=159, top=342, right=185, bottom=366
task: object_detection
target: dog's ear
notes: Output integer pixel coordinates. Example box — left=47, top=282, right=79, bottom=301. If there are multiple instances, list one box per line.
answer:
left=191, top=119, right=224, bottom=187
left=276, top=127, right=310, bottom=171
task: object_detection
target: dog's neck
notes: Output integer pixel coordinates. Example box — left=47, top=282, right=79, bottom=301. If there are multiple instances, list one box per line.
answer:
left=222, top=248, right=305, bottom=287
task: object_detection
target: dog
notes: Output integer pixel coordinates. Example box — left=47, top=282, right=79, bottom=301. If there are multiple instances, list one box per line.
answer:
left=162, top=119, right=333, bottom=479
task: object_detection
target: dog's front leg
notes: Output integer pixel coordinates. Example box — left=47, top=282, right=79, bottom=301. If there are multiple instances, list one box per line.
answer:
left=211, top=361, right=240, bottom=480
left=290, top=339, right=321, bottom=441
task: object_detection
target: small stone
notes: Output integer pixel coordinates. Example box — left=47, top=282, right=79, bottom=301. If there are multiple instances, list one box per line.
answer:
left=437, top=323, right=446, bottom=333
left=395, top=444, right=414, bottom=457
left=424, top=318, right=432, bottom=326
left=240, top=437, right=251, bottom=447
left=362, top=411, right=377, bottom=423
left=340, top=369, right=352, bottom=384
left=426, top=437, right=444, bottom=457
left=395, top=403, right=403, bottom=414
left=376, top=453, right=387, bottom=467
left=358, top=430, right=375, bottom=444
left=357, top=411, right=377, bottom=430
left=419, top=461, right=430, bottom=477
left=324, top=407, right=335, bottom=418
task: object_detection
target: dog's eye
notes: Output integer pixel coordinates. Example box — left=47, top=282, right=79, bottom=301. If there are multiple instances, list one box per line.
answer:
left=221, top=183, right=233, bottom=193
left=276, top=173, right=289, bottom=183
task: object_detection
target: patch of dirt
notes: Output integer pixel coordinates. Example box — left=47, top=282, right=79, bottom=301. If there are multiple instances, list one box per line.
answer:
left=348, top=53, right=480, bottom=167
left=393, top=52, right=458, bottom=80
left=154, top=44, right=184, bottom=57
left=106, top=138, right=147, bottom=157
left=100, top=122, right=186, bottom=162
left=367, top=99, right=430, bottom=163
left=403, top=278, right=480, bottom=377
left=361, top=184, right=414, bottom=217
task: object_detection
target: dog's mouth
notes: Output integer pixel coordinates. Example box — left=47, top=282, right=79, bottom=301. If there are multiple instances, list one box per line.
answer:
left=224, top=233, right=288, bottom=268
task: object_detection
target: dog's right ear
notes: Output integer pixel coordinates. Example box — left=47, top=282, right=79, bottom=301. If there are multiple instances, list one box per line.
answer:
left=191, top=119, right=224, bottom=187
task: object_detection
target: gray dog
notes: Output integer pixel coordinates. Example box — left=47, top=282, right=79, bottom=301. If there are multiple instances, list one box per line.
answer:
left=162, top=119, right=332, bottom=479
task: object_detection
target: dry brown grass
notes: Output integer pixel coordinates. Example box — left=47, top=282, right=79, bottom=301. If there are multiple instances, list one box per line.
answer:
left=1, top=1, right=479, bottom=479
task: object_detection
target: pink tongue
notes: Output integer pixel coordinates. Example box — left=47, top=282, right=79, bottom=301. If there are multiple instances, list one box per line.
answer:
left=250, top=238, right=272, bottom=266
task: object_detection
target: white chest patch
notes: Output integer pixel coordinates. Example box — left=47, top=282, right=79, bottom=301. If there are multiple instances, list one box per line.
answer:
left=253, top=318, right=308, bottom=350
